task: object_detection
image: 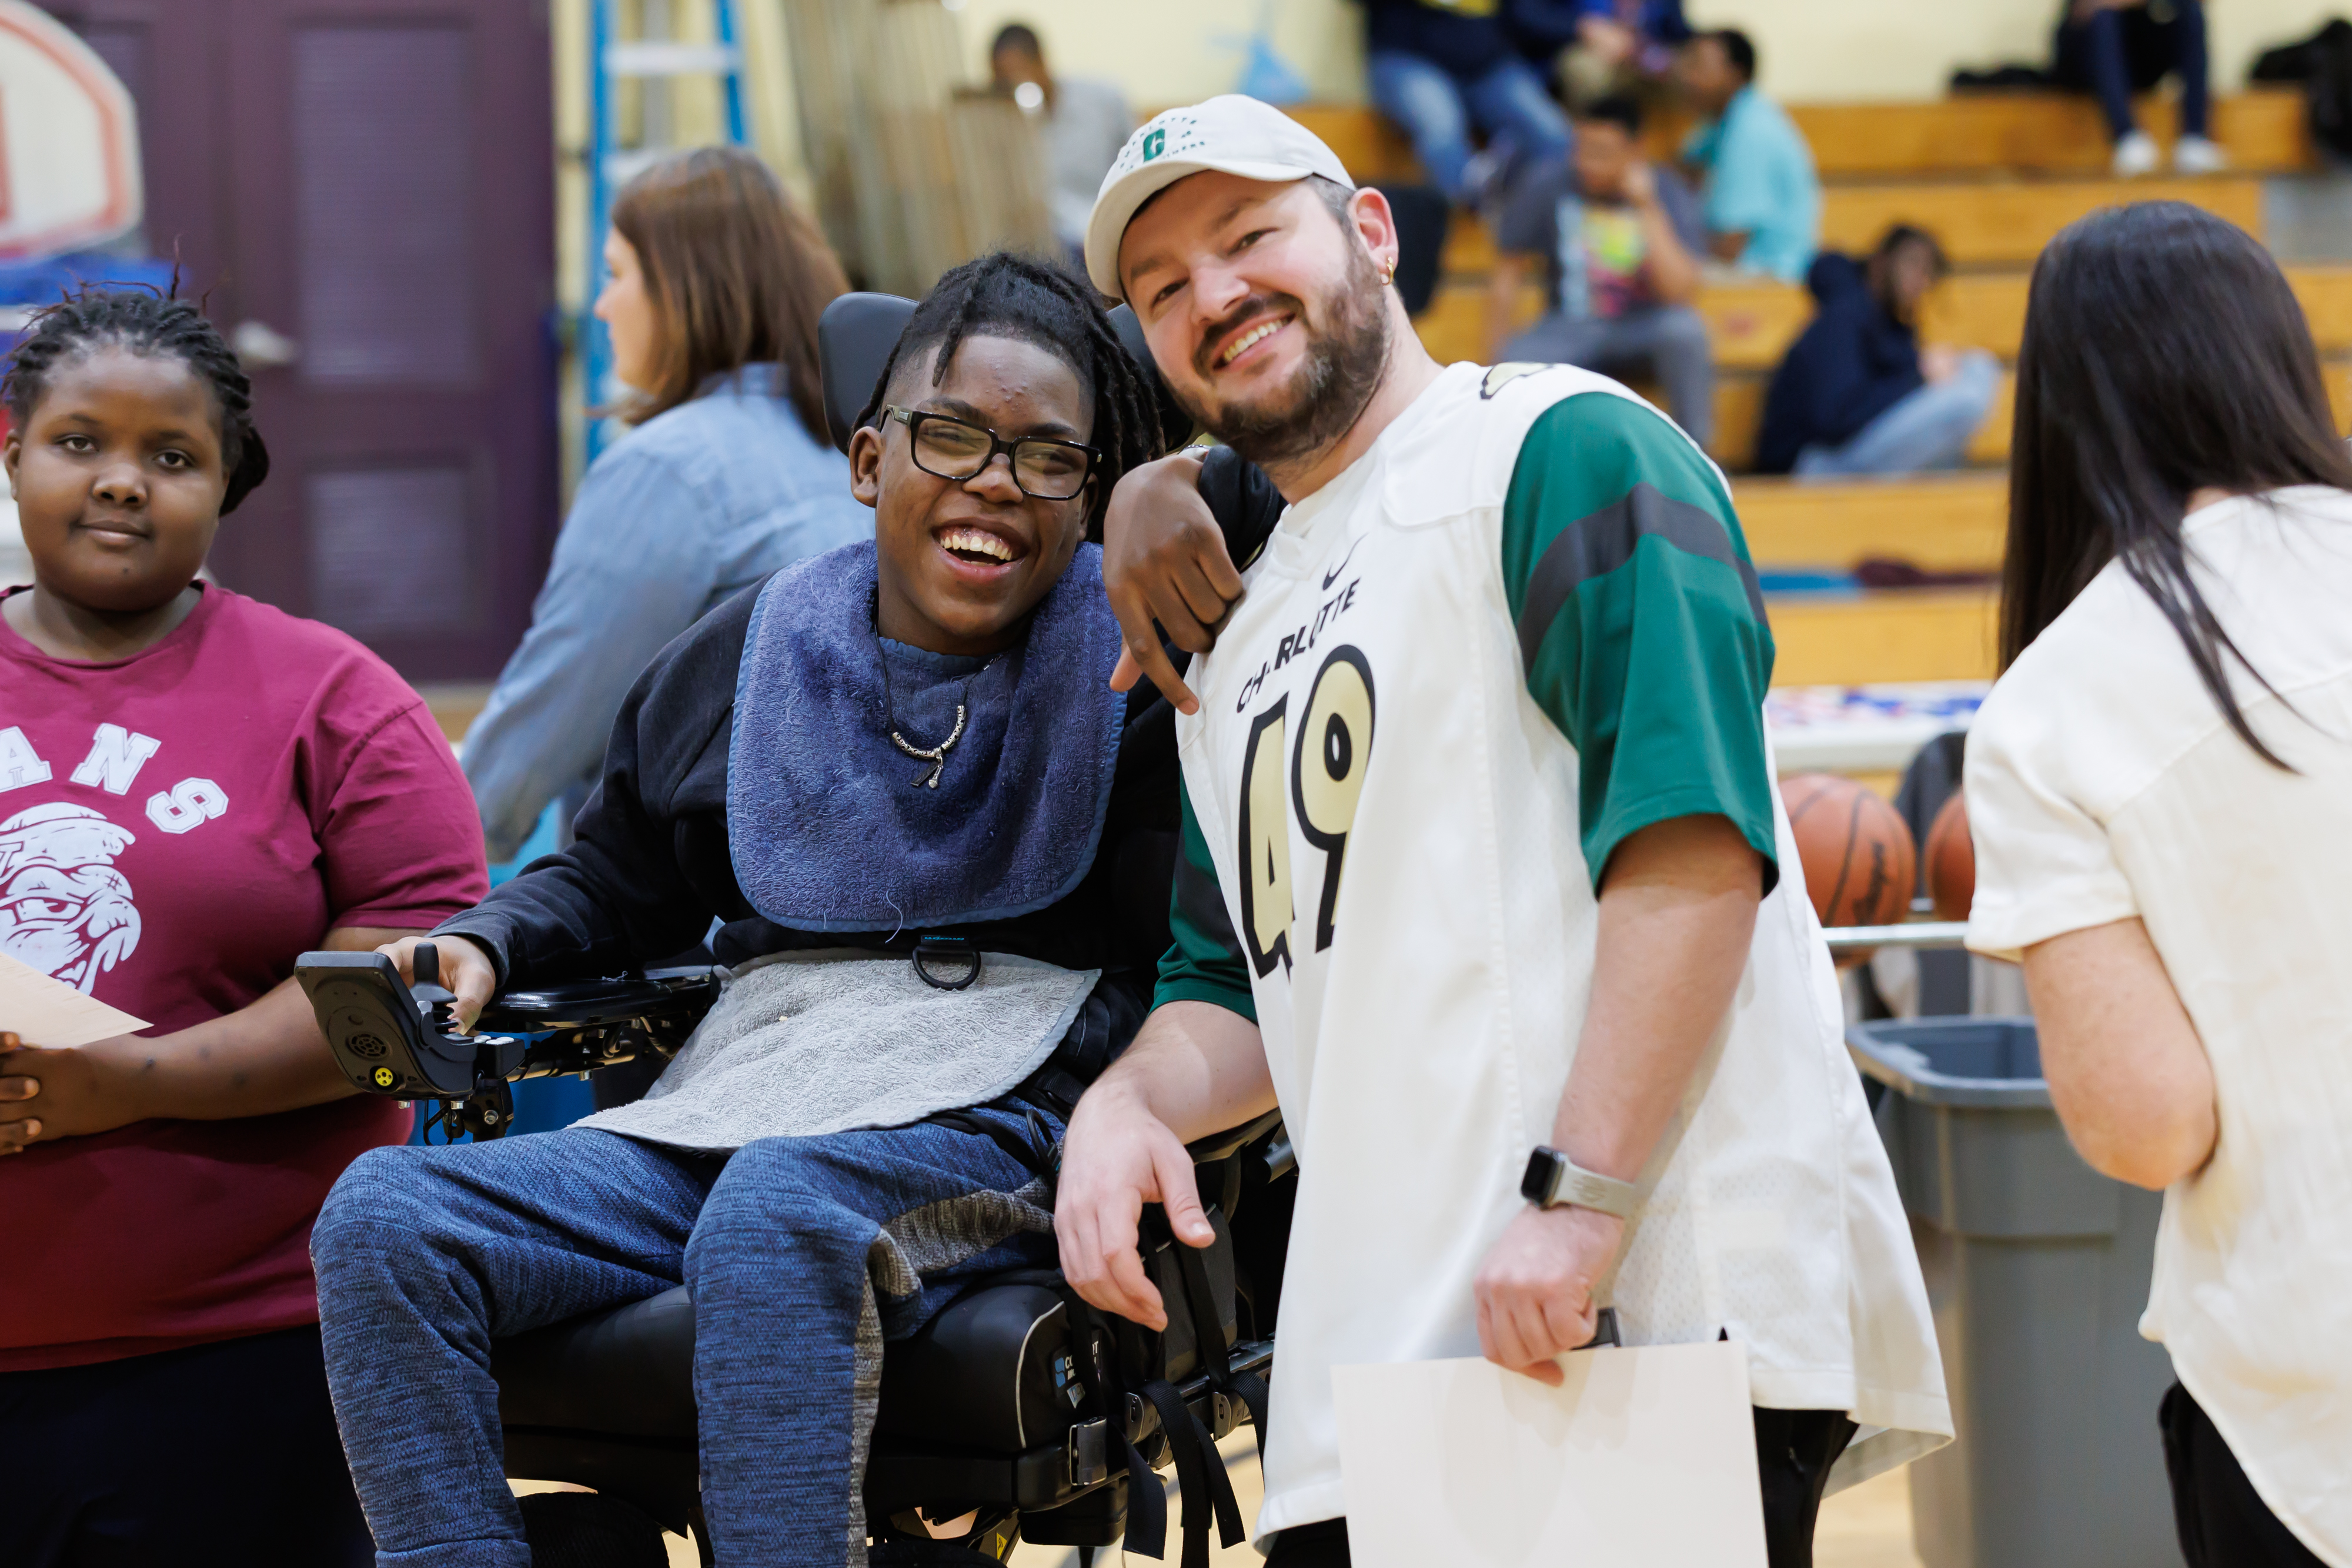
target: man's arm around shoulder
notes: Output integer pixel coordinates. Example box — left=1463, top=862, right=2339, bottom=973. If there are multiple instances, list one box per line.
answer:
left=1057, top=1000, right=1275, bottom=1329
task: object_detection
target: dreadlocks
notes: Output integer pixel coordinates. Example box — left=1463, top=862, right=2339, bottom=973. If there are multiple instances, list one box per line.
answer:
left=854, top=253, right=1163, bottom=534
left=4, top=288, right=272, bottom=515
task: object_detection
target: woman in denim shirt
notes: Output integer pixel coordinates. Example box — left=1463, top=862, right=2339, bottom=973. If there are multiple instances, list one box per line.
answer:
left=464, top=148, right=873, bottom=860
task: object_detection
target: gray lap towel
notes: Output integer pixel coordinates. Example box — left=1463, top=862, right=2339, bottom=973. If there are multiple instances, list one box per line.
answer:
left=578, top=950, right=1098, bottom=1153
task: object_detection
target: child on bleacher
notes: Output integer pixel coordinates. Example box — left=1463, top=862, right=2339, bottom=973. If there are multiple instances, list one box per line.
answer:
left=1491, top=93, right=1714, bottom=449
left=1672, top=28, right=1820, bottom=282
left=1359, top=0, right=1577, bottom=207
left=1754, top=225, right=2000, bottom=479
left=2054, top=0, right=2223, bottom=177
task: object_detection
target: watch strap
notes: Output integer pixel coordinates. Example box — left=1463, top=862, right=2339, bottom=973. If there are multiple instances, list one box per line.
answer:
left=1525, top=1145, right=1638, bottom=1219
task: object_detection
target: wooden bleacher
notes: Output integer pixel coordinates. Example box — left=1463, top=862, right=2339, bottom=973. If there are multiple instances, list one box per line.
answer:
left=1287, top=86, right=2311, bottom=189
left=1736, top=474, right=2007, bottom=573
left=1768, top=589, right=2001, bottom=685
left=1275, top=89, right=2334, bottom=688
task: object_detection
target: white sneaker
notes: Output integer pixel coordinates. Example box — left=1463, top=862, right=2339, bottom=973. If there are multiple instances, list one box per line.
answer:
left=2113, top=130, right=2161, bottom=178
left=2174, top=134, right=2229, bottom=175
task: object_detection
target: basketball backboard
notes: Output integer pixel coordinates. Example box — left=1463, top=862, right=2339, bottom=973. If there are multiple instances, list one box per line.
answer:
left=0, top=0, right=141, bottom=256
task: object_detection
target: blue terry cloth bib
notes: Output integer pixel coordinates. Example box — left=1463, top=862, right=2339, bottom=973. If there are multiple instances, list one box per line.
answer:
left=726, top=539, right=1127, bottom=932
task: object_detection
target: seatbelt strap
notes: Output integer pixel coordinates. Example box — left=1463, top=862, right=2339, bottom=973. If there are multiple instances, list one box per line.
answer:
left=1138, top=1377, right=1245, bottom=1568
left=1170, top=1211, right=1270, bottom=1439
left=1122, top=1433, right=1169, bottom=1560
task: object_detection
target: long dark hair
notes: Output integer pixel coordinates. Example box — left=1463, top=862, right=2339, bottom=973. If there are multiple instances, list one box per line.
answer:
left=854, top=253, right=1164, bottom=536
left=2004, top=201, right=2352, bottom=765
left=609, top=146, right=846, bottom=435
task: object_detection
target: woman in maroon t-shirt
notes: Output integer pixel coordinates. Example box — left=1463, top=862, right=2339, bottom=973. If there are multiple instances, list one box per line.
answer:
left=0, top=294, right=486, bottom=1564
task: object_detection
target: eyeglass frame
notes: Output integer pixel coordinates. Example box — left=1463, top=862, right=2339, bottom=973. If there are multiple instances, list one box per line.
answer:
left=880, top=405, right=1102, bottom=502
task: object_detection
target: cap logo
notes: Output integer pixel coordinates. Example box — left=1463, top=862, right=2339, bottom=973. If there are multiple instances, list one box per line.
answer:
left=1142, top=128, right=1165, bottom=162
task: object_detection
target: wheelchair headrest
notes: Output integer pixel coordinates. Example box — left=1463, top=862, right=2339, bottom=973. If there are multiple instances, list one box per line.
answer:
left=1108, top=302, right=1198, bottom=454
left=817, top=289, right=1196, bottom=458
left=817, top=291, right=918, bottom=454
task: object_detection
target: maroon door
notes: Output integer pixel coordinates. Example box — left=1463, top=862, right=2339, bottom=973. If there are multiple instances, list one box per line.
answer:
left=39, top=0, right=557, bottom=683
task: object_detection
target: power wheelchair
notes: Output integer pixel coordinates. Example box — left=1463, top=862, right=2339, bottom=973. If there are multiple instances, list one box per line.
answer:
left=292, top=292, right=1284, bottom=1566
left=296, top=947, right=1291, bottom=1565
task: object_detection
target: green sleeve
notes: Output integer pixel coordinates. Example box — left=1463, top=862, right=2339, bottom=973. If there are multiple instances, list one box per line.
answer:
left=1499, top=392, right=1780, bottom=894
left=1153, top=769, right=1258, bottom=1021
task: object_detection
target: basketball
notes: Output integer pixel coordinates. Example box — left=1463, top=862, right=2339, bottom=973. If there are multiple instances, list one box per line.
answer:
left=1783, top=772, right=1917, bottom=931
left=1925, top=788, right=1976, bottom=921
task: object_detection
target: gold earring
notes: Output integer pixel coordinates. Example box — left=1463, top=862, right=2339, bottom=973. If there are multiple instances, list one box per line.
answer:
left=1382, top=259, right=1396, bottom=286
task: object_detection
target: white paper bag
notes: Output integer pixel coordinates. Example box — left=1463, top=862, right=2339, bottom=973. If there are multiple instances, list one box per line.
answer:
left=1332, top=1340, right=1768, bottom=1567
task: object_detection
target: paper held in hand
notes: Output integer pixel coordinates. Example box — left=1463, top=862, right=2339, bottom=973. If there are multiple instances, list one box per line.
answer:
left=1332, top=1340, right=1768, bottom=1568
left=0, top=950, right=148, bottom=1048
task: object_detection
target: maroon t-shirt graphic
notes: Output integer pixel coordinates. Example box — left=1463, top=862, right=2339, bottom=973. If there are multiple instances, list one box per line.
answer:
left=0, top=586, right=486, bottom=1370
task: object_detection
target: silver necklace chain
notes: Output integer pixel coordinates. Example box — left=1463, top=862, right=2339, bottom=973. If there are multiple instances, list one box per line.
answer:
left=875, top=626, right=983, bottom=790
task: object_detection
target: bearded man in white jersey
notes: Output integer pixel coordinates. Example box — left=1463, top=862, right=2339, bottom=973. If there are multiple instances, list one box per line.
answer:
left=1052, top=98, right=1950, bottom=1568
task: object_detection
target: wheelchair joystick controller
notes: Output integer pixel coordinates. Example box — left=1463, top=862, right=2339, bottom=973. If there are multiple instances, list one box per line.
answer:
left=296, top=944, right=720, bottom=1144
left=411, top=941, right=459, bottom=1032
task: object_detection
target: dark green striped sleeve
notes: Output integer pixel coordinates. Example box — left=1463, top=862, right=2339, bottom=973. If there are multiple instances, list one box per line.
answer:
left=1153, top=769, right=1258, bottom=1021
left=1500, top=392, right=1779, bottom=894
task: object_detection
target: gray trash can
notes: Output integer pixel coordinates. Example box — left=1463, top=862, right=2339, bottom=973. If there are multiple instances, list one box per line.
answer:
left=1849, top=1017, right=2180, bottom=1568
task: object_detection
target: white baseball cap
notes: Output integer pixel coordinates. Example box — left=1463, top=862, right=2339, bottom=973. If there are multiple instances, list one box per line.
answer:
left=1084, top=95, right=1354, bottom=301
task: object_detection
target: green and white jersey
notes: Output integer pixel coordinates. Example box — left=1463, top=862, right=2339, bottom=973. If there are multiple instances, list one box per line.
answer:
left=1161, top=363, right=1950, bottom=1537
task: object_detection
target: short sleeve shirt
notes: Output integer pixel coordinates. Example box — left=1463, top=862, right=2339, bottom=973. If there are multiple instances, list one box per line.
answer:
left=1681, top=87, right=1821, bottom=283
left=1159, top=387, right=1778, bottom=1017
left=1495, top=163, right=1708, bottom=320
left=1147, top=365, right=1949, bottom=1533
left=1965, top=487, right=2352, bottom=1562
left=0, top=586, right=487, bottom=1369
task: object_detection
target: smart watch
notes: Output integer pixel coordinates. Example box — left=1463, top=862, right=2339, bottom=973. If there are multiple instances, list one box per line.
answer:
left=1519, top=1145, right=1638, bottom=1219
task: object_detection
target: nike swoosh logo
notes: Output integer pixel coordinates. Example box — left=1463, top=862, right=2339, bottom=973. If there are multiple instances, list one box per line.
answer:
left=1321, top=537, right=1361, bottom=590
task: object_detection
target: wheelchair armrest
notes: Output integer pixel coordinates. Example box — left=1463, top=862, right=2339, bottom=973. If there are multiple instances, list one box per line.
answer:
left=1183, top=1108, right=1284, bottom=1165
left=478, top=966, right=721, bottom=1031
left=296, top=951, right=720, bottom=1124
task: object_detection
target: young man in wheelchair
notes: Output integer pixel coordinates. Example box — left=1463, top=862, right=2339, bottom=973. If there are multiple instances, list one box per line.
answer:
left=308, top=256, right=1185, bottom=1567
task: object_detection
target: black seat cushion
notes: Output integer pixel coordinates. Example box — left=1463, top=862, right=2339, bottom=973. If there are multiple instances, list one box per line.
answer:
left=493, top=1280, right=1078, bottom=1456
left=496, top=1287, right=697, bottom=1443
left=517, top=1490, right=670, bottom=1568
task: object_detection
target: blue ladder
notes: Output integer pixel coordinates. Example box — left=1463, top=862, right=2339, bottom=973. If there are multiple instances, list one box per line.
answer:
left=584, top=0, right=750, bottom=460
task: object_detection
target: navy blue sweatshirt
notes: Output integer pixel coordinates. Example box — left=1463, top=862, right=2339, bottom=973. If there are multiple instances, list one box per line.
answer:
left=1755, top=252, right=1925, bottom=474
left=1362, top=0, right=1591, bottom=79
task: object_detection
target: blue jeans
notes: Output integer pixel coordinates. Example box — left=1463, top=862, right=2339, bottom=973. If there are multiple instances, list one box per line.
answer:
left=1503, top=305, right=1717, bottom=449
left=1793, top=350, right=2000, bottom=479
left=310, top=1113, right=1058, bottom=1567
left=1366, top=51, right=1572, bottom=204
left=2055, top=0, right=2209, bottom=142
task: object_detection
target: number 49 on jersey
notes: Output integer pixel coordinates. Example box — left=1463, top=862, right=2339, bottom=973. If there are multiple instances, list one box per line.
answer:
left=1236, top=646, right=1375, bottom=977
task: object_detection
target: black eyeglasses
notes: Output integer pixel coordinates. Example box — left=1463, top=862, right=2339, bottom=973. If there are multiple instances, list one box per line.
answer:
left=883, top=406, right=1100, bottom=501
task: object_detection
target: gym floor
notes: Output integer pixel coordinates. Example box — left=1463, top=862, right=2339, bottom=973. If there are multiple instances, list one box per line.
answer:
left=516, top=1433, right=1927, bottom=1566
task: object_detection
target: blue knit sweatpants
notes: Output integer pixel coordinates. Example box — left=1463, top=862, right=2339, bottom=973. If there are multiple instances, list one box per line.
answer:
left=309, top=1114, right=1057, bottom=1567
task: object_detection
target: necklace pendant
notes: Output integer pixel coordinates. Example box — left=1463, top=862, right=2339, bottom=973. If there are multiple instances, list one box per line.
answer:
left=890, top=702, right=968, bottom=790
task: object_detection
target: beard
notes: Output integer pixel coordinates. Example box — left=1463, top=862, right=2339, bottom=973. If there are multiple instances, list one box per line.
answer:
left=1178, top=244, right=1392, bottom=472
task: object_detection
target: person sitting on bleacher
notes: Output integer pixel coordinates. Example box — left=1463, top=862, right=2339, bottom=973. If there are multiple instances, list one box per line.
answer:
left=1755, top=225, right=2000, bottom=479
left=990, top=22, right=1135, bottom=265
left=1359, top=0, right=1579, bottom=208
left=2054, top=0, right=2223, bottom=178
left=1673, top=28, right=1819, bottom=283
left=1548, top=0, right=1692, bottom=111
left=1490, top=93, right=1713, bottom=449
left=305, top=255, right=1197, bottom=1567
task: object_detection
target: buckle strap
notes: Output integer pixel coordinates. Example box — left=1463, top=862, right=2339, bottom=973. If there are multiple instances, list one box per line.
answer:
left=1136, top=1377, right=1245, bottom=1568
left=1121, top=1429, right=1168, bottom=1560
